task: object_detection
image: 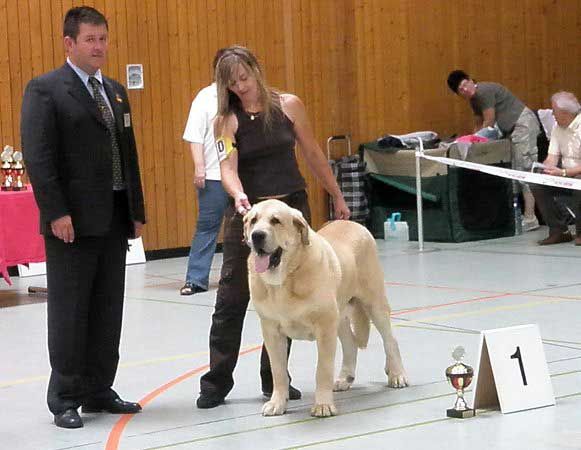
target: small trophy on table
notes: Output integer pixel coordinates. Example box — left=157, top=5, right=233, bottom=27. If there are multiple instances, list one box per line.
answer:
left=1, top=145, right=14, bottom=191
left=445, top=346, right=476, bottom=418
left=11, top=151, right=26, bottom=191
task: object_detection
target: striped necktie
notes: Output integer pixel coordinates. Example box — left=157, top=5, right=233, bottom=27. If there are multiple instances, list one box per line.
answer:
left=88, top=76, right=125, bottom=190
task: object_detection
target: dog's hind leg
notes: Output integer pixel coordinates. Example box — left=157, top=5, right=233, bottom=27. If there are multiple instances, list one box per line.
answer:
left=261, top=320, right=290, bottom=416
left=334, top=317, right=357, bottom=392
left=367, top=302, right=409, bottom=388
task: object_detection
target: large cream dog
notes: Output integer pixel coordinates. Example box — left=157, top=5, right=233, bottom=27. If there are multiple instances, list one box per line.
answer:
left=244, top=199, right=408, bottom=417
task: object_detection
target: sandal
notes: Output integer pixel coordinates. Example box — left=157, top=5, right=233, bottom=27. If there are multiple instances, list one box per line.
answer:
left=180, top=283, right=207, bottom=295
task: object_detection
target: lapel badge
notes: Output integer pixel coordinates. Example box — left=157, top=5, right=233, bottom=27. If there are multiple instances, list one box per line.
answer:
left=115, top=93, right=123, bottom=103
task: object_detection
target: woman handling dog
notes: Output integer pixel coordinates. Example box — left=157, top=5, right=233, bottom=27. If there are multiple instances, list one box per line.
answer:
left=196, top=45, right=350, bottom=409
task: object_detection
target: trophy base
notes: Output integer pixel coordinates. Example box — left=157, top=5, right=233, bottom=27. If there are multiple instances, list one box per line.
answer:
left=1, top=186, right=11, bottom=191
left=447, top=408, right=476, bottom=419
left=12, top=186, right=26, bottom=191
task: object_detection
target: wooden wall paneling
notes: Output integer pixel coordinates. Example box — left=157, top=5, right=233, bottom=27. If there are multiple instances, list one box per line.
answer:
left=343, top=1, right=358, bottom=146
left=7, top=0, right=21, bottom=148
left=183, top=0, right=203, bottom=241
left=145, top=0, right=169, bottom=249
left=3, top=0, right=581, bottom=250
left=498, top=4, right=528, bottom=101
left=103, top=0, right=119, bottom=81
left=272, top=0, right=286, bottom=88
left=166, top=0, right=187, bottom=247
left=156, top=0, right=179, bottom=248
left=39, top=0, right=55, bottom=74
left=283, top=0, right=296, bottom=92
left=524, top=0, right=548, bottom=108
left=306, top=0, right=323, bottom=227
left=552, top=0, right=581, bottom=94
left=407, top=1, right=458, bottom=135
left=29, top=0, right=43, bottom=78
left=0, top=0, right=11, bottom=147
left=50, top=1, right=63, bottom=69
left=113, top=0, right=128, bottom=86
left=369, top=0, right=385, bottom=138
left=18, top=1, right=32, bottom=105
left=297, top=0, right=319, bottom=226
left=205, top=0, right=218, bottom=68
left=352, top=0, right=364, bottom=145
left=361, top=0, right=375, bottom=141
left=135, top=0, right=159, bottom=247
left=290, top=0, right=304, bottom=99
left=174, top=0, right=193, bottom=247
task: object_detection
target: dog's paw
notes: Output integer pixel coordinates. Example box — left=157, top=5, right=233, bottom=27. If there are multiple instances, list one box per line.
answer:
left=262, top=399, right=287, bottom=416
left=333, top=377, right=354, bottom=392
left=310, top=403, right=337, bottom=417
left=387, top=371, right=409, bottom=388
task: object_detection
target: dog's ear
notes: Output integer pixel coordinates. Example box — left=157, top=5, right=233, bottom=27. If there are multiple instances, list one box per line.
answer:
left=242, top=208, right=256, bottom=243
left=292, top=212, right=310, bottom=245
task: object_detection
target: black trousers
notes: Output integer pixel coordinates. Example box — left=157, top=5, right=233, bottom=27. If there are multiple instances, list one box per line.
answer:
left=45, top=191, right=130, bottom=414
left=199, top=190, right=311, bottom=397
left=530, top=184, right=581, bottom=234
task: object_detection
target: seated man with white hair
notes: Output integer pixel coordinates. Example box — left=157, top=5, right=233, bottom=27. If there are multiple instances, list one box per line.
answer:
left=531, top=91, right=581, bottom=245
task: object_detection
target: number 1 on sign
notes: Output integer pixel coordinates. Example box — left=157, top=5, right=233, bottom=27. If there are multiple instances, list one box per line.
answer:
left=510, top=346, right=528, bottom=386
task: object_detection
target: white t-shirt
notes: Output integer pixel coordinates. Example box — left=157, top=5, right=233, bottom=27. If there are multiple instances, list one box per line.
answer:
left=548, top=113, right=581, bottom=173
left=182, top=83, right=220, bottom=180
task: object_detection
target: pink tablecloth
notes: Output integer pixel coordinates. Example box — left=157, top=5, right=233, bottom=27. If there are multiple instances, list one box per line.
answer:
left=0, top=186, right=45, bottom=285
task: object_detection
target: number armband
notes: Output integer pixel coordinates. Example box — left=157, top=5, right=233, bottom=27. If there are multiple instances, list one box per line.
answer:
left=216, top=136, right=237, bottom=162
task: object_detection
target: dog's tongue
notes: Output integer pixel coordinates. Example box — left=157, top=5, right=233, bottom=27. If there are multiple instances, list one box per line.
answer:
left=254, top=254, right=270, bottom=273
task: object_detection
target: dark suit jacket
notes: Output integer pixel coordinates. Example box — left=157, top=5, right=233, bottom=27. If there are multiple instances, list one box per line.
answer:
left=21, top=63, right=145, bottom=237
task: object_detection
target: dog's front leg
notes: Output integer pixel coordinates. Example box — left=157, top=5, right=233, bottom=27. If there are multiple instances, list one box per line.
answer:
left=260, top=320, right=289, bottom=416
left=312, top=315, right=338, bottom=417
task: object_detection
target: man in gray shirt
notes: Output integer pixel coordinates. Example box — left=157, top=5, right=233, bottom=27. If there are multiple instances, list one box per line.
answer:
left=447, top=70, right=540, bottom=232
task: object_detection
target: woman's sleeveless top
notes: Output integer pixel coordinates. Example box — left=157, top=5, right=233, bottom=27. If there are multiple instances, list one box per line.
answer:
left=234, top=104, right=306, bottom=200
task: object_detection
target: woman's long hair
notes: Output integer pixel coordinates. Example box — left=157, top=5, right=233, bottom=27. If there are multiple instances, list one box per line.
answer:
left=214, top=45, right=282, bottom=134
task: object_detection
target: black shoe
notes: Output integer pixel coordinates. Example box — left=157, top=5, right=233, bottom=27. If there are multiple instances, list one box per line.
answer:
left=180, top=283, right=208, bottom=295
left=262, top=385, right=302, bottom=400
left=54, top=408, right=83, bottom=429
left=82, top=397, right=142, bottom=414
left=196, top=392, right=225, bottom=409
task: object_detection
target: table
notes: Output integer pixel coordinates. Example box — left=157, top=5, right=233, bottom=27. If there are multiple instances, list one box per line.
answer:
left=0, top=186, right=45, bottom=285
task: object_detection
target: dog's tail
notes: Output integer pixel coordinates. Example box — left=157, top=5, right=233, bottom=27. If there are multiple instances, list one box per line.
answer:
left=351, top=302, right=370, bottom=349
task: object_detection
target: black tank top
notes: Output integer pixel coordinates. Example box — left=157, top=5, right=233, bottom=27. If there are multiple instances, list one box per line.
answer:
left=234, top=104, right=306, bottom=200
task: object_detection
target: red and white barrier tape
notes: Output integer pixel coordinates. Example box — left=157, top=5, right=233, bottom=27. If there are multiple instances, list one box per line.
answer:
left=418, top=153, right=581, bottom=191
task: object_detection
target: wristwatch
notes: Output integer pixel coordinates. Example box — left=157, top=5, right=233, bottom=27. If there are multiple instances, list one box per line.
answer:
left=562, top=168, right=568, bottom=177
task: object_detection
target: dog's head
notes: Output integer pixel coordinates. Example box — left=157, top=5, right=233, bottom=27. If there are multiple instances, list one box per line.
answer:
left=243, top=199, right=310, bottom=279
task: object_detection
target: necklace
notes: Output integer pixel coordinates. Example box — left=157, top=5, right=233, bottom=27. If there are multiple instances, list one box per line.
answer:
left=244, top=108, right=261, bottom=121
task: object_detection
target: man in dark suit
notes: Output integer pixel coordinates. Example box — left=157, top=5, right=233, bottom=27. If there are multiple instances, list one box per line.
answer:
left=21, top=6, right=146, bottom=429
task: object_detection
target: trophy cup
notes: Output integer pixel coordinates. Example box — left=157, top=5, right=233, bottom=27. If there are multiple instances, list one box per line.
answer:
left=1, top=145, right=14, bottom=191
left=11, top=151, right=26, bottom=191
left=445, top=346, right=476, bottom=418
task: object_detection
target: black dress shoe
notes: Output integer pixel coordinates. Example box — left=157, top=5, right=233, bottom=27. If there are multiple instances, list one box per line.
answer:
left=82, top=397, right=142, bottom=414
left=54, top=408, right=83, bottom=429
left=262, top=384, right=302, bottom=400
left=196, top=392, right=225, bottom=409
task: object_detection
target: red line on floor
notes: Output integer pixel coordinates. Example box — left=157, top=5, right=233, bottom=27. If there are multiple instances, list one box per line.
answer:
left=105, top=344, right=262, bottom=450
left=392, top=293, right=513, bottom=316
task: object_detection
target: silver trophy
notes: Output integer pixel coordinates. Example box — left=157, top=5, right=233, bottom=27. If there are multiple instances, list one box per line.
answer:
left=445, top=346, right=476, bottom=418
left=1, top=145, right=14, bottom=191
left=11, top=151, right=26, bottom=191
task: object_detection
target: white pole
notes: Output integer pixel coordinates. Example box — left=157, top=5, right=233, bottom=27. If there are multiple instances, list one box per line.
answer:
left=415, top=138, right=424, bottom=251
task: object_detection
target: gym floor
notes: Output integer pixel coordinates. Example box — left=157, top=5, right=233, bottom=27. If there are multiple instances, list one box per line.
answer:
left=1, top=226, right=580, bottom=450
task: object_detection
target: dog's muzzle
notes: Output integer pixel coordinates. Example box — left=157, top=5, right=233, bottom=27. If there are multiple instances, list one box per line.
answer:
left=250, top=230, right=283, bottom=273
